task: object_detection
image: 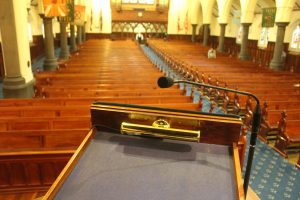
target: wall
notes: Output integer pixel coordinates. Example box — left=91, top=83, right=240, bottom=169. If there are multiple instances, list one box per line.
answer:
left=167, top=0, right=193, bottom=35
left=28, top=6, right=43, bottom=36
left=85, top=0, right=112, bottom=33
left=209, top=35, right=300, bottom=73
left=210, top=9, right=300, bottom=44
left=207, top=6, right=300, bottom=73
left=4, top=0, right=299, bottom=73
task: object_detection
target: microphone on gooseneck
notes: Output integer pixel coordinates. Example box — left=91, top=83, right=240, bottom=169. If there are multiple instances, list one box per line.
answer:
left=157, top=76, right=174, bottom=88
left=157, top=76, right=261, bottom=197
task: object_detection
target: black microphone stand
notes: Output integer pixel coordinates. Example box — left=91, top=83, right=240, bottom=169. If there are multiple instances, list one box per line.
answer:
left=163, top=78, right=261, bottom=197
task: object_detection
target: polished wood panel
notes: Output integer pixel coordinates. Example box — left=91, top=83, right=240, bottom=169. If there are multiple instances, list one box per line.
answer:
left=91, top=102, right=242, bottom=146
left=30, top=35, right=45, bottom=64
left=111, top=9, right=168, bottom=22
left=0, top=150, right=73, bottom=193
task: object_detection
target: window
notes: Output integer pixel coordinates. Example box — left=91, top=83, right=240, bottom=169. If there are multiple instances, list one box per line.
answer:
left=290, top=24, right=300, bottom=52
left=27, top=23, right=33, bottom=43
left=236, top=26, right=242, bottom=44
left=258, top=27, right=269, bottom=49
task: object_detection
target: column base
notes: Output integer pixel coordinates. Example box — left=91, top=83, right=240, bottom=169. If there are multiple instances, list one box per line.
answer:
left=59, top=52, right=70, bottom=60
left=43, top=58, right=58, bottom=71
left=3, top=76, right=35, bottom=98
left=217, top=47, right=225, bottom=53
left=239, top=53, right=250, bottom=60
left=191, top=37, right=195, bottom=43
left=70, top=46, right=77, bottom=52
left=269, top=59, right=284, bottom=71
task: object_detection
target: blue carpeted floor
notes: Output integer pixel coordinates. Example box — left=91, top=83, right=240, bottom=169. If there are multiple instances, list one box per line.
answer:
left=243, top=136, right=300, bottom=200
left=141, top=44, right=300, bottom=200
left=32, top=48, right=62, bottom=72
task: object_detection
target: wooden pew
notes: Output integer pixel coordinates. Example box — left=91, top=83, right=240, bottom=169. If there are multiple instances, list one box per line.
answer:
left=272, top=112, right=300, bottom=157
left=1, top=39, right=204, bottom=196
left=0, top=116, right=91, bottom=131
left=0, top=129, right=87, bottom=150
left=34, top=88, right=183, bottom=98
left=147, top=39, right=300, bottom=160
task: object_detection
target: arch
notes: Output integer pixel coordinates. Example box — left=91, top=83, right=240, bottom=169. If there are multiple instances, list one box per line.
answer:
left=289, top=18, right=300, bottom=29
left=240, top=0, right=258, bottom=23
left=275, top=0, right=296, bottom=22
left=217, top=0, right=233, bottom=24
left=190, top=0, right=201, bottom=25
left=288, top=20, right=300, bottom=51
left=200, top=0, right=216, bottom=24
left=133, top=23, right=146, bottom=33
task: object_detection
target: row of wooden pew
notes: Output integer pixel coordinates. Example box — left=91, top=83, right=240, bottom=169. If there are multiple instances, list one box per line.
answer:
left=147, top=39, right=300, bottom=160
left=0, top=39, right=205, bottom=198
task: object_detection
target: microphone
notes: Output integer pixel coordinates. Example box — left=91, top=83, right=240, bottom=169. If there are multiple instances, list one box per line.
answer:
left=157, top=76, right=261, bottom=197
left=157, top=76, right=174, bottom=88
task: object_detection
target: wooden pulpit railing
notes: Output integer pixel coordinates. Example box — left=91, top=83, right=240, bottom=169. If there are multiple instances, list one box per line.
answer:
left=42, top=102, right=245, bottom=200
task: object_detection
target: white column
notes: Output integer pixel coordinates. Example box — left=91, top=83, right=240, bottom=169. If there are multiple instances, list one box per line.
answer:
left=0, top=0, right=35, bottom=98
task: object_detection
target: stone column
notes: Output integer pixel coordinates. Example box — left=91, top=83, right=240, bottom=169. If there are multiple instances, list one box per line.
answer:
left=217, top=23, right=227, bottom=52
left=76, top=25, right=82, bottom=45
left=0, top=0, right=35, bottom=98
left=203, top=24, right=210, bottom=46
left=59, top=19, right=70, bottom=59
left=270, top=22, right=289, bottom=71
left=239, top=23, right=251, bottom=60
left=82, top=22, right=86, bottom=41
left=70, top=23, right=77, bottom=52
left=191, top=24, right=197, bottom=43
left=42, top=16, right=58, bottom=71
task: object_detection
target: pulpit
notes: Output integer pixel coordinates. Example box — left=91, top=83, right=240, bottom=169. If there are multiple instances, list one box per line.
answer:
left=42, top=102, right=245, bottom=199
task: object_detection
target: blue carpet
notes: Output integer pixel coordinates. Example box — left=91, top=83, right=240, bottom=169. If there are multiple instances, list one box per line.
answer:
left=32, top=48, right=62, bottom=71
left=141, top=44, right=300, bottom=200
left=243, top=136, right=300, bottom=200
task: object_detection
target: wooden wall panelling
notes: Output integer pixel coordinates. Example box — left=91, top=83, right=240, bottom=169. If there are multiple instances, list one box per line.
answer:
left=167, top=34, right=191, bottom=41
left=0, top=152, right=73, bottom=192
left=86, top=33, right=112, bottom=40
left=286, top=53, right=300, bottom=72
left=30, top=35, right=45, bottom=64
left=208, top=36, right=300, bottom=74
left=111, top=10, right=168, bottom=23
left=0, top=129, right=87, bottom=150
left=110, top=21, right=167, bottom=40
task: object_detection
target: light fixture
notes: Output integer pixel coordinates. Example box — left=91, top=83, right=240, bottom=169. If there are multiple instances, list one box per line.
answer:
left=138, top=12, right=143, bottom=17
